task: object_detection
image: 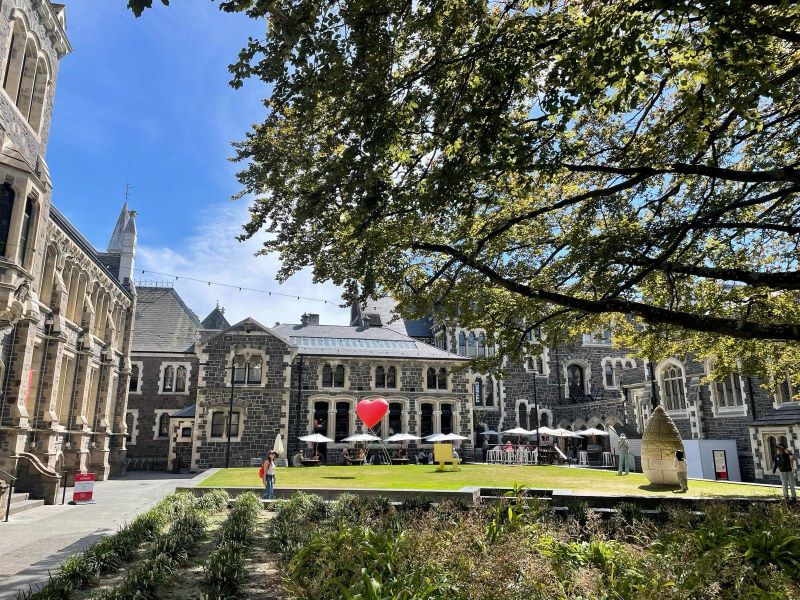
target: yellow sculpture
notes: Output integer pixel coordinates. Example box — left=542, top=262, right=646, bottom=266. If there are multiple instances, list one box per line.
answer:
left=433, top=443, right=460, bottom=471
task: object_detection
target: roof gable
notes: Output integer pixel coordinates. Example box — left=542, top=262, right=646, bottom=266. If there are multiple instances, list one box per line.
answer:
left=132, top=287, right=201, bottom=353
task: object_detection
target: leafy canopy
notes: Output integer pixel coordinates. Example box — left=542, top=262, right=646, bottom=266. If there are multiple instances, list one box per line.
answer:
left=129, top=1, right=800, bottom=386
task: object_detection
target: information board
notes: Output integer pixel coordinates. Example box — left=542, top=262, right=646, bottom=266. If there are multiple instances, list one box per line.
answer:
left=72, top=473, right=96, bottom=504
left=713, top=449, right=729, bottom=481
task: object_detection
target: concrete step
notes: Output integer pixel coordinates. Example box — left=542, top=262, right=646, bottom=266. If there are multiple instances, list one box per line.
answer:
left=9, top=498, right=45, bottom=515
left=10, top=492, right=30, bottom=504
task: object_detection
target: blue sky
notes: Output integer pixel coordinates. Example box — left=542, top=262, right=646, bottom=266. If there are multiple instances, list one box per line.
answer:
left=47, top=1, right=347, bottom=325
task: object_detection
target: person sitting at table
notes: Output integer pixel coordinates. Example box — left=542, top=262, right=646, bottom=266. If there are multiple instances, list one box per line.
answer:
left=399, top=448, right=407, bottom=459
left=392, top=449, right=401, bottom=459
left=503, top=441, right=514, bottom=452
left=357, top=447, right=366, bottom=463
left=416, top=450, right=427, bottom=464
left=292, top=450, right=304, bottom=468
left=342, top=447, right=353, bottom=465
left=311, top=448, right=320, bottom=461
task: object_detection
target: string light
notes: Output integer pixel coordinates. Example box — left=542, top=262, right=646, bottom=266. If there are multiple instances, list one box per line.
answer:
left=137, top=269, right=337, bottom=305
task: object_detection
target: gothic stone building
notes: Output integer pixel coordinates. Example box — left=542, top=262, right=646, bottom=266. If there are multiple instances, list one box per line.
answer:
left=0, top=2, right=138, bottom=505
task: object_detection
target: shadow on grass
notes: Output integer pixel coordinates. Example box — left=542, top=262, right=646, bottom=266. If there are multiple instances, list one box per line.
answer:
left=323, top=476, right=357, bottom=480
left=638, top=483, right=679, bottom=493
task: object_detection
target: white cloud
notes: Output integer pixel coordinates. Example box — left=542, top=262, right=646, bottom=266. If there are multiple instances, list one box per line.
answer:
left=135, top=201, right=348, bottom=326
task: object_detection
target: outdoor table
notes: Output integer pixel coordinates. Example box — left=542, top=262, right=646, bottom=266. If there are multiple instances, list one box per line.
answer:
left=391, top=458, right=410, bottom=465
left=301, top=459, right=321, bottom=467
left=348, top=458, right=366, bottom=465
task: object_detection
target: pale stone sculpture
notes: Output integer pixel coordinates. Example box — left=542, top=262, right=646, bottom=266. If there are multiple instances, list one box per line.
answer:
left=641, top=405, right=684, bottom=485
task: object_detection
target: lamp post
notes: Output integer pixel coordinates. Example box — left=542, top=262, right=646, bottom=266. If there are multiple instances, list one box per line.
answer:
left=532, top=372, right=540, bottom=454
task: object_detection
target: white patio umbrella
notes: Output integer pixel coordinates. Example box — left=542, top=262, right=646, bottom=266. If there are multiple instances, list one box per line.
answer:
left=298, top=433, right=335, bottom=443
left=579, top=428, right=611, bottom=437
left=502, top=427, right=532, bottom=436
left=424, top=433, right=447, bottom=442
left=384, top=433, right=421, bottom=443
left=551, top=428, right=581, bottom=438
left=479, top=430, right=500, bottom=436
left=342, top=433, right=382, bottom=443
left=534, top=426, right=556, bottom=436
left=438, top=433, right=470, bottom=441
left=273, top=433, right=285, bottom=457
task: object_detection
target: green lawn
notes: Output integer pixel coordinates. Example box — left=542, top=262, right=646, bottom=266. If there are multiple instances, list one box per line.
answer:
left=199, top=464, right=782, bottom=498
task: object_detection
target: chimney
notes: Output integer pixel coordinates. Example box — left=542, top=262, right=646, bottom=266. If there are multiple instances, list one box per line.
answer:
left=362, top=314, right=371, bottom=329
left=300, top=313, right=310, bottom=326
left=307, top=313, right=320, bottom=326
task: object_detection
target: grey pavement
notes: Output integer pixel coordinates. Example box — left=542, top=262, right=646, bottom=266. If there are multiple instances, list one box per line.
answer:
left=0, top=470, right=209, bottom=598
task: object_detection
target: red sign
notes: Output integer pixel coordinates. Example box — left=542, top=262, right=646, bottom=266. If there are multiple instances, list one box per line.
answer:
left=72, top=473, right=96, bottom=504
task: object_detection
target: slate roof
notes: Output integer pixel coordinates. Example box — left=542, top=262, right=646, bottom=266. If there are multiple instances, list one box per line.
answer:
left=170, top=404, right=196, bottom=419
left=354, top=297, right=434, bottom=340
left=272, top=323, right=463, bottom=360
left=201, top=307, right=230, bottom=330
left=752, top=403, right=800, bottom=426
left=132, top=287, right=201, bottom=353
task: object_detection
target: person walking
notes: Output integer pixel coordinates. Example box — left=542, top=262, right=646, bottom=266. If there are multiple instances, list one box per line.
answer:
left=773, top=444, right=797, bottom=502
left=673, top=450, right=688, bottom=493
left=262, top=451, right=277, bottom=500
left=617, top=434, right=631, bottom=475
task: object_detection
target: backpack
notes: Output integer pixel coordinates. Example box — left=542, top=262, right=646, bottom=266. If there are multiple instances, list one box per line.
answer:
left=258, top=465, right=265, bottom=479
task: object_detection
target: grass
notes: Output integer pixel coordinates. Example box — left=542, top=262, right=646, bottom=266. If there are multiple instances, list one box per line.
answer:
left=199, top=464, right=782, bottom=497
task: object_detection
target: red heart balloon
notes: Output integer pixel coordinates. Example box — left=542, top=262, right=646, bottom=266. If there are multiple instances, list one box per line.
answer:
left=356, top=398, right=389, bottom=429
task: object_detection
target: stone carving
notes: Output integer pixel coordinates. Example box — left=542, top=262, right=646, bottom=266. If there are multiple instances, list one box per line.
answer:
left=640, top=405, right=683, bottom=485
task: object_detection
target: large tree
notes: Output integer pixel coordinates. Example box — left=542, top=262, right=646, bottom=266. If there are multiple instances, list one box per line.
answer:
left=130, top=0, right=800, bottom=385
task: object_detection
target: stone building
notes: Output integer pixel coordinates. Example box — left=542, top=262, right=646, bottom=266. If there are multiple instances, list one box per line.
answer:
left=0, top=2, right=138, bottom=505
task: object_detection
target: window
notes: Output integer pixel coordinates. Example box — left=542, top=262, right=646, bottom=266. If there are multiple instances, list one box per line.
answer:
left=518, top=404, right=528, bottom=429
left=181, top=427, right=192, bottom=438
left=458, top=332, right=466, bottom=356
left=473, top=376, right=483, bottom=405
left=604, top=364, right=616, bottom=388
left=660, top=364, right=687, bottom=412
left=335, top=401, right=350, bottom=442
left=175, top=366, right=187, bottom=393
left=162, top=366, right=174, bottom=392
left=334, top=365, right=345, bottom=387
left=427, top=367, right=447, bottom=390
left=387, top=366, right=397, bottom=388
left=125, top=412, right=135, bottom=444
left=712, top=372, right=744, bottom=410
left=426, top=368, right=435, bottom=389
left=233, top=359, right=246, bottom=384
left=388, top=402, right=402, bottom=435
left=468, top=332, right=476, bottom=357
left=478, top=334, right=486, bottom=357
left=420, top=403, right=434, bottom=438
left=210, top=412, right=226, bottom=437
left=777, top=375, right=798, bottom=404
left=441, top=404, right=454, bottom=434
left=322, top=364, right=333, bottom=387
left=765, top=434, right=789, bottom=468
left=567, top=364, right=586, bottom=396
left=527, top=357, right=539, bottom=373
left=313, top=401, right=329, bottom=435
left=229, top=412, right=240, bottom=437
left=158, top=413, right=170, bottom=438
left=129, top=364, right=140, bottom=393
left=18, top=198, right=33, bottom=266
left=247, top=358, right=262, bottom=384
left=0, top=184, right=14, bottom=257
left=375, top=366, right=386, bottom=388
left=437, top=368, right=447, bottom=390
left=485, top=376, right=495, bottom=406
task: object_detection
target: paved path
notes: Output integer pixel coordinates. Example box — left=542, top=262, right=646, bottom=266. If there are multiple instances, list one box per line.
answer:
left=0, top=471, right=208, bottom=598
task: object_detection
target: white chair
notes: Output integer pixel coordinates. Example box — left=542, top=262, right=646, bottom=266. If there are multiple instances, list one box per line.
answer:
left=487, top=448, right=501, bottom=464
left=602, top=452, right=614, bottom=467
left=578, top=451, right=589, bottom=466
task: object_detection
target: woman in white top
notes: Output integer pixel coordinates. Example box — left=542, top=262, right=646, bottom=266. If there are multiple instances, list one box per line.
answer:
left=673, top=450, right=688, bottom=493
left=262, top=451, right=277, bottom=500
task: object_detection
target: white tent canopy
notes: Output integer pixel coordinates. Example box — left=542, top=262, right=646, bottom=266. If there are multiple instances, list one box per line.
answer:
left=342, top=433, right=381, bottom=443
left=384, top=433, right=421, bottom=443
left=579, top=428, right=611, bottom=437
left=298, top=433, right=335, bottom=443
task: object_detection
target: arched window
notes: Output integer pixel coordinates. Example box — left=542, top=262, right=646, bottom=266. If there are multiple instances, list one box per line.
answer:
left=388, top=402, right=402, bottom=435
left=458, top=332, right=466, bottom=356
left=3, top=21, right=26, bottom=99
left=175, top=366, right=187, bottom=393
left=540, top=412, right=549, bottom=427
left=660, top=364, right=687, bottom=411
left=437, top=368, right=448, bottom=390
left=711, top=371, right=744, bottom=410
left=604, top=363, right=615, bottom=388
left=129, top=364, right=139, bottom=393
left=27, top=57, right=48, bottom=133
left=375, top=366, right=386, bottom=388
left=158, top=413, right=170, bottom=438
left=777, top=375, right=798, bottom=405
left=334, top=401, right=350, bottom=442
left=529, top=407, right=537, bottom=430
left=334, top=365, right=345, bottom=388
left=247, top=358, right=262, bottom=384
left=232, top=358, right=246, bottom=384
left=426, top=367, right=437, bottom=389
left=0, top=184, right=15, bottom=257
left=567, top=363, right=585, bottom=396
left=518, top=403, right=528, bottom=429
left=162, top=366, right=174, bottom=392
left=18, top=197, right=33, bottom=266
left=15, top=39, right=37, bottom=111
left=313, top=401, right=329, bottom=435
left=477, top=334, right=486, bottom=357
left=766, top=434, right=789, bottom=469
left=125, top=412, right=135, bottom=443
left=420, top=403, right=434, bottom=438
left=441, top=404, right=454, bottom=434
left=473, top=376, right=483, bottom=405
left=467, top=332, right=477, bottom=357
left=322, top=364, right=333, bottom=387
left=386, top=366, right=397, bottom=388
left=485, top=376, right=495, bottom=406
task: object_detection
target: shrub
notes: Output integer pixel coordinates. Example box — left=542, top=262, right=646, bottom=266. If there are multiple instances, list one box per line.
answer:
left=196, top=489, right=230, bottom=513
